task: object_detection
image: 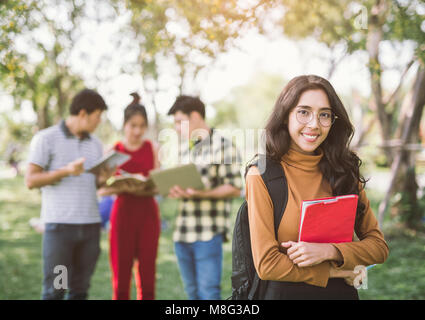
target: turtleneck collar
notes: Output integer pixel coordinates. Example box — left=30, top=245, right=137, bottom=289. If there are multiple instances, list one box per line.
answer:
left=281, top=147, right=323, bottom=171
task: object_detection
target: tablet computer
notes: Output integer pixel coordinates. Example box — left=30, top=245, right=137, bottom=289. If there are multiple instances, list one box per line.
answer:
left=86, top=150, right=130, bottom=174
left=149, top=163, right=205, bottom=197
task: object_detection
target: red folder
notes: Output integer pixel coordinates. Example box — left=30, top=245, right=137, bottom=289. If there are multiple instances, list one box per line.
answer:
left=298, top=194, right=358, bottom=243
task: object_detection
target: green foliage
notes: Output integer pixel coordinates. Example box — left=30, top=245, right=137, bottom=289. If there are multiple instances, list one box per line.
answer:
left=0, top=0, right=91, bottom=129
left=274, top=0, right=424, bottom=58
left=387, top=0, right=425, bottom=63
left=122, top=0, right=272, bottom=91
left=278, top=0, right=368, bottom=53
left=0, top=0, right=38, bottom=75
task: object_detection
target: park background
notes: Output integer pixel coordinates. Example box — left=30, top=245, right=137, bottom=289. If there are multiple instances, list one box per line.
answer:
left=1, top=0, right=425, bottom=299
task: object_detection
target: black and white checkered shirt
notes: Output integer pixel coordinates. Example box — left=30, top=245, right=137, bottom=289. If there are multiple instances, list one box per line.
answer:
left=173, top=129, right=243, bottom=243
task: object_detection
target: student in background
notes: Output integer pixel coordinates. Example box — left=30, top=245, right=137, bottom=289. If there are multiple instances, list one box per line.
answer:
left=246, top=75, right=389, bottom=299
left=98, top=93, right=160, bottom=300
left=25, top=89, right=112, bottom=300
left=167, top=95, right=243, bottom=300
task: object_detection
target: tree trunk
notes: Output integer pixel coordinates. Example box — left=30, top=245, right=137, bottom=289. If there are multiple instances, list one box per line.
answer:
left=37, top=103, right=50, bottom=130
left=378, top=66, right=425, bottom=228
left=55, top=75, right=66, bottom=122
left=366, top=0, right=393, bottom=164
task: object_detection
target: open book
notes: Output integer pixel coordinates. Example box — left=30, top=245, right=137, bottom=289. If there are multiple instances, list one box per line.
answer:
left=106, top=170, right=155, bottom=189
left=298, top=194, right=358, bottom=243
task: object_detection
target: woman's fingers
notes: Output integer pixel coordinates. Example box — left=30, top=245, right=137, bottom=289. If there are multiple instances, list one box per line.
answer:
left=285, top=241, right=299, bottom=254
left=297, top=259, right=316, bottom=267
left=289, top=249, right=304, bottom=261
left=281, top=241, right=293, bottom=248
left=292, top=256, right=306, bottom=265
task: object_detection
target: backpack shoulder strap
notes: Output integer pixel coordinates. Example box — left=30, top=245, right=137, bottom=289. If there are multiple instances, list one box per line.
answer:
left=246, top=154, right=288, bottom=239
left=246, top=154, right=288, bottom=300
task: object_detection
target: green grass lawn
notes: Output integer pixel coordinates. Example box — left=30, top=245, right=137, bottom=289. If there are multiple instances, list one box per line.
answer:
left=1, top=175, right=424, bottom=300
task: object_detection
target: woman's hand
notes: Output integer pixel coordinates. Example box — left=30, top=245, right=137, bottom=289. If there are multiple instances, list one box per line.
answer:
left=97, top=165, right=117, bottom=186
left=97, top=181, right=132, bottom=196
left=281, top=241, right=341, bottom=267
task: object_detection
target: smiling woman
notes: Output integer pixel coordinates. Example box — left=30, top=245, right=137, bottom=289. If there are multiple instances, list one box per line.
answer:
left=287, top=90, right=334, bottom=155
left=245, top=74, right=389, bottom=300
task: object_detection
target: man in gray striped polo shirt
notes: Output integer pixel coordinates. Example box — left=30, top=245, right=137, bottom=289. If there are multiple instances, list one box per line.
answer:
left=25, top=89, right=114, bottom=300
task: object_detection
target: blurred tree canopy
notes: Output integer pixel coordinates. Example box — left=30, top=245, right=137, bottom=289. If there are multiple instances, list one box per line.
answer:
left=116, top=0, right=275, bottom=134
left=1, top=1, right=36, bottom=74
left=0, top=0, right=88, bottom=129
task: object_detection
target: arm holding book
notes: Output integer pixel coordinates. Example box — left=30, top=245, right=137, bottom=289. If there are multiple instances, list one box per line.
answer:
left=281, top=241, right=343, bottom=267
left=246, top=166, right=331, bottom=288
left=328, top=189, right=389, bottom=271
left=282, top=188, right=389, bottom=271
left=25, top=158, right=86, bottom=189
left=97, top=177, right=158, bottom=197
left=98, top=143, right=160, bottom=197
left=168, top=184, right=240, bottom=199
left=168, top=158, right=242, bottom=200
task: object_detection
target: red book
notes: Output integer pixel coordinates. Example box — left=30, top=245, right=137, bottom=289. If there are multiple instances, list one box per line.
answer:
left=298, top=194, right=358, bottom=243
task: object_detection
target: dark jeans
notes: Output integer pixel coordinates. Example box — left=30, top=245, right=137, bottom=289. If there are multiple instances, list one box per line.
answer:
left=42, top=223, right=101, bottom=300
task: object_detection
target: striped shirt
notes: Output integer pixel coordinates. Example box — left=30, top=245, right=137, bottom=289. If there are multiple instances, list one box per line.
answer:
left=27, top=120, right=103, bottom=224
left=173, top=129, right=243, bottom=243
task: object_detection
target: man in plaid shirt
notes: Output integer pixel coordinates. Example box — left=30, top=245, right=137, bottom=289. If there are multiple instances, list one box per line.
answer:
left=167, top=95, right=243, bottom=300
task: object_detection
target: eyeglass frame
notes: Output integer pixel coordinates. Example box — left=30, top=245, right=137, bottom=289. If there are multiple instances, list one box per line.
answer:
left=293, top=106, right=338, bottom=127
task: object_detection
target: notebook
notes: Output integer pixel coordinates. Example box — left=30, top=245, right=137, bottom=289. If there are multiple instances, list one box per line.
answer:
left=298, top=194, right=358, bottom=243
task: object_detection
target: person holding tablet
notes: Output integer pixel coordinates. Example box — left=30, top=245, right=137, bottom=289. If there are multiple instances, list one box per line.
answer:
left=167, top=95, right=243, bottom=300
left=245, top=75, right=389, bottom=299
left=98, top=93, right=160, bottom=300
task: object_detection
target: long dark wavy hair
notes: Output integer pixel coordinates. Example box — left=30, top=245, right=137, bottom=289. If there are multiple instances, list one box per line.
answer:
left=264, top=75, right=367, bottom=228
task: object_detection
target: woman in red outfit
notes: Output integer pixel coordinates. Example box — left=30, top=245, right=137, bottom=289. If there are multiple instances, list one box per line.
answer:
left=99, top=93, right=160, bottom=300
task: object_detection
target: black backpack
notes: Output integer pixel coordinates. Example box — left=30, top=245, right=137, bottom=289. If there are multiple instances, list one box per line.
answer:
left=231, top=154, right=288, bottom=300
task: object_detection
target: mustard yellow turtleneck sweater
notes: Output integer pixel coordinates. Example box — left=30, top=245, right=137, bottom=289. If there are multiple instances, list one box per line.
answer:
left=245, top=148, right=389, bottom=288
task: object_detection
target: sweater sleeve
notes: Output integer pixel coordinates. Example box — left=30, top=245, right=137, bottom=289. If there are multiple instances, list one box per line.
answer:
left=331, top=188, right=389, bottom=271
left=246, top=166, right=331, bottom=288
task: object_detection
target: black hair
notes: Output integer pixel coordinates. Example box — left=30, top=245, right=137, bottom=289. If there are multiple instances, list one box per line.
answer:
left=167, top=95, right=205, bottom=119
left=69, top=88, right=107, bottom=115
left=123, top=93, right=148, bottom=125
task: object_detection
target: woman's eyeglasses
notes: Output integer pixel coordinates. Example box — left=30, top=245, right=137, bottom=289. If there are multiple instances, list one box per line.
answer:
left=295, top=108, right=338, bottom=127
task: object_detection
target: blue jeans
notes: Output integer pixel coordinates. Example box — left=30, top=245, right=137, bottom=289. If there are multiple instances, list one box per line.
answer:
left=174, top=234, right=223, bottom=300
left=42, top=223, right=101, bottom=300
